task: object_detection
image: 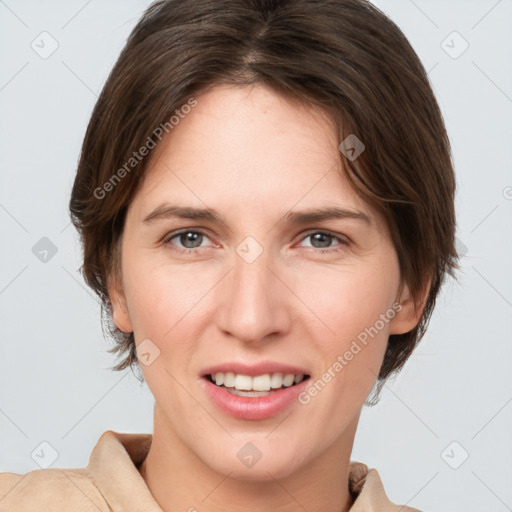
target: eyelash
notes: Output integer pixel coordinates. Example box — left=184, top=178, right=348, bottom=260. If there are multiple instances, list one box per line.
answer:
left=162, top=229, right=350, bottom=254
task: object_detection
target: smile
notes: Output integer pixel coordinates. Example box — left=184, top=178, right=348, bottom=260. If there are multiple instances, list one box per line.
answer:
left=206, top=372, right=308, bottom=396
left=201, top=373, right=311, bottom=420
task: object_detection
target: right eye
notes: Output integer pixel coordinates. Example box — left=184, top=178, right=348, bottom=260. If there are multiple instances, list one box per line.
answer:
left=163, top=229, right=214, bottom=253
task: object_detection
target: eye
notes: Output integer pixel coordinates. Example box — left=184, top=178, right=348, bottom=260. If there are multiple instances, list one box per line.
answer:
left=162, top=228, right=349, bottom=254
left=163, top=229, right=213, bottom=252
left=297, top=230, right=349, bottom=252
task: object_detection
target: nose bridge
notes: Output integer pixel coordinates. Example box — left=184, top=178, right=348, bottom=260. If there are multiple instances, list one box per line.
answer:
left=216, top=237, right=291, bottom=343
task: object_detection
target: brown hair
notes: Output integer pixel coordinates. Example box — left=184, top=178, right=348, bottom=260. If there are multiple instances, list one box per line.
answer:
left=69, top=0, right=459, bottom=401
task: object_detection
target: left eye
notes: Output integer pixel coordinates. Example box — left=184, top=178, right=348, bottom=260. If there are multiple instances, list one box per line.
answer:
left=298, top=231, right=346, bottom=250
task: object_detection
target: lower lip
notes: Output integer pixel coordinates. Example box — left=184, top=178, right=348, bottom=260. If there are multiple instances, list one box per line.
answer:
left=200, top=376, right=310, bottom=421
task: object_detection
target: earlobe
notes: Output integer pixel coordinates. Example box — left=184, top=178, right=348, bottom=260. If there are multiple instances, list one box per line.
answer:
left=389, top=278, right=430, bottom=335
left=108, top=275, right=133, bottom=333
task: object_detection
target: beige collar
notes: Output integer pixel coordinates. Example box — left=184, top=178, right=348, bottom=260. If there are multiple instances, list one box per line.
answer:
left=87, top=430, right=404, bottom=512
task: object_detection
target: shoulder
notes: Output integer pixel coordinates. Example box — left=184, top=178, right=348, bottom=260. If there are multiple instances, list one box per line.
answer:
left=0, top=467, right=109, bottom=511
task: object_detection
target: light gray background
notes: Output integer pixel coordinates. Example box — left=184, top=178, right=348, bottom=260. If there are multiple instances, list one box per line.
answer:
left=0, top=1, right=511, bottom=511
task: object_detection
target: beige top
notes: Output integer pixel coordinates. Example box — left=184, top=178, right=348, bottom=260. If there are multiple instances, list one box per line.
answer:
left=0, top=430, right=421, bottom=511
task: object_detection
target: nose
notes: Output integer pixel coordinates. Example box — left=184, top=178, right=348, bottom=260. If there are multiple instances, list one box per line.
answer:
left=215, top=243, right=293, bottom=345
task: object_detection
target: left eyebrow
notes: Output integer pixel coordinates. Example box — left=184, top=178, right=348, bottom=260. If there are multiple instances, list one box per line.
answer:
left=283, top=206, right=372, bottom=226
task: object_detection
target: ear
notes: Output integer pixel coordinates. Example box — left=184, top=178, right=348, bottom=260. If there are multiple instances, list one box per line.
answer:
left=389, top=277, right=431, bottom=335
left=107, top=272, right=133, bottom=334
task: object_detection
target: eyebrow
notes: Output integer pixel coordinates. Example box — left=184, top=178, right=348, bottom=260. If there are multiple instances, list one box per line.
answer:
left=142, top=204, right=371, bottom=227
left=143, top=204, right=226, bottom=225
left=284, top=206, right=371, bottom=225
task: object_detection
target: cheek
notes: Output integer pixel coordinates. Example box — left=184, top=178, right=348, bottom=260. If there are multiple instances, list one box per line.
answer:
left=292, top=258, right=400, bottom=340
left=291, top=258, right=399, bottom=390
left=121, top=255, right=213, bottom=349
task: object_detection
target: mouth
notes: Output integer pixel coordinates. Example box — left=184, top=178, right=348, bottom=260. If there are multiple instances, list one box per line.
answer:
left=199, top=362, right=313, bottom=419
left=202, top=372, right=311, bottom=397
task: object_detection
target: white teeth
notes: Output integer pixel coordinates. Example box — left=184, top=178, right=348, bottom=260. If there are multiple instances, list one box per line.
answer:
left=234, top=374, right=253, bottom=390
left=252, top=374, right=271, bottom=391
left=210, top=372, right=307, bottom=391
left=223, top=372, right=236, bottom=388
left=270, top=373, right=283, bottom=389
left=283, top=374, right=295, bottom=387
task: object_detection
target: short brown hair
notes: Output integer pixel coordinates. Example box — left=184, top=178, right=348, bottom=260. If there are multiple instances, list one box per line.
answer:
left=69, top=0, right=459, bottom=399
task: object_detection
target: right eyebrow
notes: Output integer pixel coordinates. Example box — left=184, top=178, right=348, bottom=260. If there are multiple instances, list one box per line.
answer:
left=143, top=204, right=228, bottom=226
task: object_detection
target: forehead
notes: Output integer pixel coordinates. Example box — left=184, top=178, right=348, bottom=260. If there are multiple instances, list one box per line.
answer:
left=129, top=84, right=383, bottom=230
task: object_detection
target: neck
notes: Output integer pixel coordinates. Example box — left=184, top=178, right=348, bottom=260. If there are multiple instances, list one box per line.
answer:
left=139, top=404, right=358, bottom=512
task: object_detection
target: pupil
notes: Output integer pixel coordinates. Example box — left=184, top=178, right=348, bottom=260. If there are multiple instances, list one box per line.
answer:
left=182, top=232, right=202, bottom=248
left=312, top=233, right=331, bottom=248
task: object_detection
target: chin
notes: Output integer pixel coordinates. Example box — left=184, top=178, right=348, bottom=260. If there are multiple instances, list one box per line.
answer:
left=201, top=441, right=310, bottom=481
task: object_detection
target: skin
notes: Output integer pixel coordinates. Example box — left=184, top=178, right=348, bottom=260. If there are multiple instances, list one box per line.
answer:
left=108, top=83, right=427, bottom=512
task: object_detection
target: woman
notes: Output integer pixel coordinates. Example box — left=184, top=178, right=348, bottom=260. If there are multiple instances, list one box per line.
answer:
left=0, top=0, right=458, bottom=510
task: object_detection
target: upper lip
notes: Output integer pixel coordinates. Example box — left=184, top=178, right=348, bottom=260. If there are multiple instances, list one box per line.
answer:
left=201, top=361, right=310, bottom=378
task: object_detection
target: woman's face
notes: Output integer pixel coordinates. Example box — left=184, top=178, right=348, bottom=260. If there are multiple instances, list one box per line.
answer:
left=110, top=83, right=420, bottom=479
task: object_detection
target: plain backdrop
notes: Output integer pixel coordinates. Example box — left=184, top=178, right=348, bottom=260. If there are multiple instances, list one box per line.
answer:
left=0, top=1, right=511, bottom=511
